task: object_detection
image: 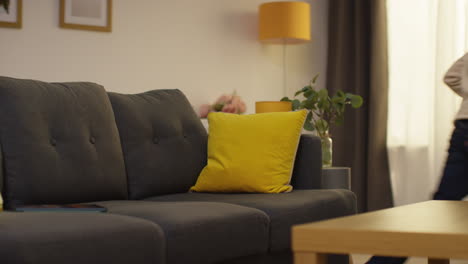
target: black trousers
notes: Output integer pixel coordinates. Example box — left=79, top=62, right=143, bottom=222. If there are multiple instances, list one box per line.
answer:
left=367, top=119, right=468, bottom=264
left=433, top=119, right=468, bottom=200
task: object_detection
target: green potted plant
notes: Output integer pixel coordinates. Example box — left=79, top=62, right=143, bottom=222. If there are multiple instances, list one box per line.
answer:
left=281, top=74, right=363, bottom=167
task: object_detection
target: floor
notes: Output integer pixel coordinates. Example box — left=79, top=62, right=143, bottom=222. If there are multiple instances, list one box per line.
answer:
left=352, top=254, right=468, bottom=264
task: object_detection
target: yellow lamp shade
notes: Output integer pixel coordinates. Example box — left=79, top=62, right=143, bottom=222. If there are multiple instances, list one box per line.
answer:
left=256, top=101, right=292, bottom=113
left=258, top=1, right=311, bottom=44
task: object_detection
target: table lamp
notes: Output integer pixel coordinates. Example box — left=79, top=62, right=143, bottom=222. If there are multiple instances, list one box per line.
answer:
left=256, top=1, right=311, bottom=113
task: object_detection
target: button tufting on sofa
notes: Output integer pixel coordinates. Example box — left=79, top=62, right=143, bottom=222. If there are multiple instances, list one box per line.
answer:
left=0, top=77, right=128, bottom=208
left=107, top=89, right=208, bottom=199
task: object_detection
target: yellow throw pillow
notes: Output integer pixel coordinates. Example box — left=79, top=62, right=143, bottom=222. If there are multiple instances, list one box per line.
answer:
left=190, top=110, right=307, bottom=193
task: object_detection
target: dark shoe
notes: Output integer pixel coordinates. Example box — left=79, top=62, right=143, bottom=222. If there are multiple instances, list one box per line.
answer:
left=365, top=256, right=407, bottom=264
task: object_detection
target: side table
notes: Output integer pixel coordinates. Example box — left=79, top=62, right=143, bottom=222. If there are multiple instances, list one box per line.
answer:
left=321, top=167, right=351, bottom=190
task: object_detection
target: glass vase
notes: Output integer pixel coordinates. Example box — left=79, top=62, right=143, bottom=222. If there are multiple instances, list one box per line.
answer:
left=320, top=134, right=332, bottom=168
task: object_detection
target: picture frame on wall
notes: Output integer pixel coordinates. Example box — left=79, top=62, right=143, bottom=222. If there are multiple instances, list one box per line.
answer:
left=60, top=0, right=112, bottom=32
left=0, top=0, right=22, bottom=29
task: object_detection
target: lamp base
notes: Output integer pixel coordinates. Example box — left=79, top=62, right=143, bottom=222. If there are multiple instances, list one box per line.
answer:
left=255, top=101, right=292, bottom=113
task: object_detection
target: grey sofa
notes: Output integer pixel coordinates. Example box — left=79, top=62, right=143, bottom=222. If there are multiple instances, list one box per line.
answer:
left=0, top=76, right=357, bottom=264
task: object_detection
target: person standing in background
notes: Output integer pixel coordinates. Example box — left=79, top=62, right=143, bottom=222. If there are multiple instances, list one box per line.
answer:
left=366, top=53, right=468, bottom=264
left=432, top=52, right=468, bottom=200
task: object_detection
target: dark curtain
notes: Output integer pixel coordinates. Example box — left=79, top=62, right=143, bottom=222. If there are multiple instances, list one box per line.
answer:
left=326, top=0, right=393, bottom=212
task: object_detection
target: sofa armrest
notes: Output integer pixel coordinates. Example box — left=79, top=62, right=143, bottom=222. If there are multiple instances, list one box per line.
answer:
left=291, top=134, right=322, bottom=189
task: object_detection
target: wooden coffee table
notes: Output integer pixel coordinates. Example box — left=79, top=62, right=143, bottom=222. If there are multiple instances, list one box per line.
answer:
left=293, top=201, right=468, bottom=264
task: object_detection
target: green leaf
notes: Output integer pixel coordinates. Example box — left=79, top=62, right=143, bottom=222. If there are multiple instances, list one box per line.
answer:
left=304, top=121, right=315, bottom=131
left=317, top=99, right=324, bottom=109
left=306, top=111, right=312, bottom=122
left=303, top=89, right=316, bottom=98
left=350, top=95, right=363, bottom=108
left=318, top=89, right=328, bottom=99
left=337, top=90, right=345, bottom=98
left=311, top=73, right=319, bottom=84
left=292, top=99, right=301, bottom=110
left=304, top=112, right=314, bottom=131
left=331, top=95, right=344, bottom=104
left=315, top=119, right=328, bottom=134
left=302, top=98, right=315, bottom=109
left=280, top=97, right=291, bottom=102
left=295, top=86, right=310, bottom=97
left=340, top=103, right=346, bottom=113
left=322, top=99, right=330, bottom=110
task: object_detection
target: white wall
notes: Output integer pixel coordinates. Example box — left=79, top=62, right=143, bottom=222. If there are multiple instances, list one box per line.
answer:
left=0, top=0, right=328, bottom=114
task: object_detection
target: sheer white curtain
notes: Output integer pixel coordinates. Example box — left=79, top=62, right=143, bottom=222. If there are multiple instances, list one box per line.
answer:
left=387, top=0, right=466, bottom=206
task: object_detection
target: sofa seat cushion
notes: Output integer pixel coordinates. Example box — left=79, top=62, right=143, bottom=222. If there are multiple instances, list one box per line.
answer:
left=0, top=212, right=165, bottom=264
left=145, top=189, right=357, bottom=252
left=97, top=200, right=269, bottom=264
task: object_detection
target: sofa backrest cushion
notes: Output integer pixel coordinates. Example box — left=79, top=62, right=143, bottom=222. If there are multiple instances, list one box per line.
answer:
left=108, top=89, right=207, bottom=199
left=0, top=77, right=128, bottom=208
